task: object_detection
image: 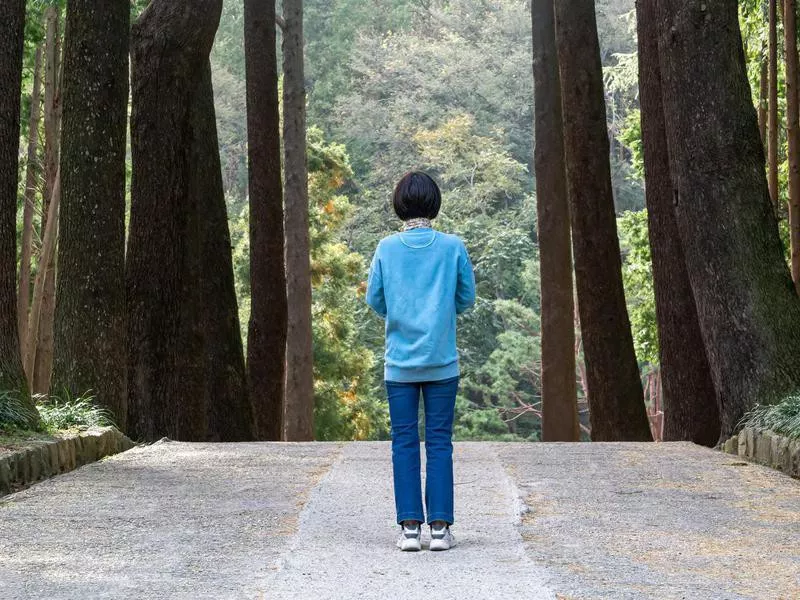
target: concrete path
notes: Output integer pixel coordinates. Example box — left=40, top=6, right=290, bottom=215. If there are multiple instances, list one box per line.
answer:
left=0, top=441, right=797, bottom=599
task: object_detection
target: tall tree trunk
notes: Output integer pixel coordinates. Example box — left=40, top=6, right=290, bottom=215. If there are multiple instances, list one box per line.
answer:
left=25, top=170, right=60, bottom=385
left=52, top=0, right=129, bottom=428
left=244, top=0, right=288, bottom=440
left=759, top=46, right=768, bottom=148
left=531, top=0, right=578, bottom=442
left=31, top=6, right=63, bottom=397
left=768, top=0, right=780, bottom=212
left=43, top=6, right=61, bottom=210
left=554, top=0, right=652, bottom=441
left=189, top=60, right=251, bottom=442
left=0, top=0, right=38, bottom=426
left=32, top=236, right=56, bottom=394
left=282, top=0, right=315, bottom=441
left=128, top=0, right=251, bottom=442
left=785, top=0, right=800, bottom=288
left=18, top=45, right=43, bottom=362
left=636, top=0, right=720, bottom=447
left=657, top=0, right=800, bottom=439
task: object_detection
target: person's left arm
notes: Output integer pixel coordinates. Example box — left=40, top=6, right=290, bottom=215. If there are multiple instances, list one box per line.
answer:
left=366, top=246, right=387, bottom=319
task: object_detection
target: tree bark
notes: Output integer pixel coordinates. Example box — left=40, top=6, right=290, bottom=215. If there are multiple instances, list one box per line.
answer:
left=18, top=45, right=43, bottom=362
left=768, top=0, right=780, bottom=212
left=531, top=0, right=578, bottom=442
left=785, top=0, right=800, bottom=288
left=283, top=0, right=315, bottom=441
left=636, top=0, right=720, bottom=447
left=657, top=0, right=800, bottom=439
left=52, top=0, right=129, bottom=427
left=554, top=0, right=652, bottom=441
left=0, top=0, right=38, bottom=425
left=245, top=0, right=288, bottom=440
left=128, top=0, right=251, bottom=442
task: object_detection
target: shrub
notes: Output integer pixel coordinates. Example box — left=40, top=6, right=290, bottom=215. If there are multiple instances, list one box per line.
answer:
left=740, top=395, right=800, bottom=440
left=0, top=390, right=39, bottom=430
left=35, top=390, right=115, bottom=432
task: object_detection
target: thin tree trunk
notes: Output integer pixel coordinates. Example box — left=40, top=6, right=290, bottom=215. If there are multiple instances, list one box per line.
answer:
left=636, top=0, right=720, bottom=447
left=25, top=169, right=60, bottom=387
left=282, top=0, right=315, bottom=441
left=759, top=54, right=769, bottom=147
left=52, top=0, right=129, bottom=426
left=128, top=0, right=251, bottom=442
left=32, top=258, right=56, bottom=394
left=18, top=45, right=43, bottom=362
left=245, top=0, right=288, bottom=440
left=531, top=0, right=578, bottom=442
left=32, top=6, right=62, bottom=397
left=657, top=0, right=800, bottom=439
left=43, top=6, right=61, bottom=210
left=768, top=0, right=780, bottom=212
left=785, top=0, right=800, bottom=288
left=0, top=0, right=38, bottom=426
left=554, top=0, right=652, bottom=441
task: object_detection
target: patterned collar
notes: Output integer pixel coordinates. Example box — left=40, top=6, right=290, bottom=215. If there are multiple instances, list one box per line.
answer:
left=402, top=218, right=433, bottom=231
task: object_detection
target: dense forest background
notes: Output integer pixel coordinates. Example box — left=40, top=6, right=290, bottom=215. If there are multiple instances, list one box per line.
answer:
left=12, top=0, right=792, bottom=442
left=208, top=0, right=643, bottom=441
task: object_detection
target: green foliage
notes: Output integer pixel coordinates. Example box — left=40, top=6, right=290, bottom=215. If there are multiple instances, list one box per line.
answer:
left=406, top=116, right=542, bottom=440
left=0, top=391, right=40, bottom=431
left=307, top=128, right=389, bottom=440
left=229, top=128, right=388, bottom=440
left=36, top=390, right=115, bottom=432
left=619, top=109, right=643, bottom=179
left=741, top=395, right=800, bottom=439
left=617, top=210, right=658, bottom=366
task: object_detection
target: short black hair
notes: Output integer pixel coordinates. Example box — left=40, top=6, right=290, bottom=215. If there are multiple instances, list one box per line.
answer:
left=392, top=171, right=442, bottom=220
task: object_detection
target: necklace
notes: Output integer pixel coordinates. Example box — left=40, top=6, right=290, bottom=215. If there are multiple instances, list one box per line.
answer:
left=402, top=218, right=432, bottom=231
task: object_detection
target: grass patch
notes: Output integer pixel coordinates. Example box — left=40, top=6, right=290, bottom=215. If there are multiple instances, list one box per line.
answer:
left=0, top=390, right=40, bottom=430
left=740, top=395, right=800, bottom=440
left=35, top=390, right=115, bottom=433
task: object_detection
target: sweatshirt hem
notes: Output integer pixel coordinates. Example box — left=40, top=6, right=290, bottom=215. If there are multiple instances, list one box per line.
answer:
left=384, top=362, right=460, bottom=383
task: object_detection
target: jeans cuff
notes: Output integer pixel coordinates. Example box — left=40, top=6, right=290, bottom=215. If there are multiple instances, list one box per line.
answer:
left=397, top=512, right=425, bottom=524
left=426, top=513, right=454, bottom=525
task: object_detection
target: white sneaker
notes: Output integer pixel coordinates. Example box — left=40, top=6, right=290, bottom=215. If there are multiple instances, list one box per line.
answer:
left=396, top=521, right=422, bottom=551
left=429, top=522, right=456, bottom=551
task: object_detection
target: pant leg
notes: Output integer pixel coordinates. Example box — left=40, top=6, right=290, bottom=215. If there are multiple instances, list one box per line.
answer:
left=385, top=380, right=424, bottom=524
left=422, top=376, right=458, bottom=525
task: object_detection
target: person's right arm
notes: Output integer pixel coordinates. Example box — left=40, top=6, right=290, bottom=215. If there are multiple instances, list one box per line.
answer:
left=456, top=242, right=476, bottom=314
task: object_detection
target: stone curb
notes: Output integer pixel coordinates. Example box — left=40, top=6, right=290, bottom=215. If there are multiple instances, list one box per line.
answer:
left=721, top=427, right=800, bottom=478
left=0, top=427, right=136, bottom=497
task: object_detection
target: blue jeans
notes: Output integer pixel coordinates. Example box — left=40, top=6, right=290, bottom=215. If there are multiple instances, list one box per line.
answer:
left=385, top=376, right=458, bottom=525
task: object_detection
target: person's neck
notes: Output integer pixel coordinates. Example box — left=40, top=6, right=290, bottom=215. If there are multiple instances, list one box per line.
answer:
left=402, top=217, right=432, bottom=231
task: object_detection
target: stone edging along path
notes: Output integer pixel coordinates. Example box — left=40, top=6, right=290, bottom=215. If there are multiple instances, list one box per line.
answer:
left=0, top=427, right=136, bottom=497
left=721, top=427, right=800, bottom=478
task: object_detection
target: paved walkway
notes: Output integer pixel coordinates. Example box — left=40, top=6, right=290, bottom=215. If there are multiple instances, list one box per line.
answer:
left=0, top=441, right=797, bottom=599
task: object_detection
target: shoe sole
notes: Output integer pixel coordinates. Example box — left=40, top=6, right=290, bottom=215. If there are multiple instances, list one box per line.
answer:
left=398, top=538, right=422, bottom=551
left=429, top=539, right=453, bottom=551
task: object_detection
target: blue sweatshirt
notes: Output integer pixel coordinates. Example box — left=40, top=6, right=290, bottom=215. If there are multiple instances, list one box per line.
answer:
left=366, top=227, right=476, bottom=382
